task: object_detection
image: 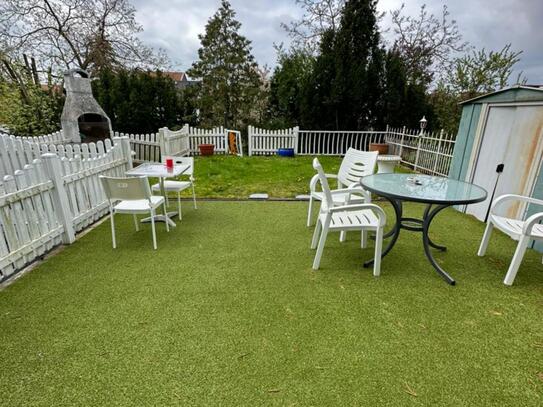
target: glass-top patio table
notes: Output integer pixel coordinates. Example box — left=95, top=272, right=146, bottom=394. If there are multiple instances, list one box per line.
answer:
left=360, top=173, right=487, bottom=285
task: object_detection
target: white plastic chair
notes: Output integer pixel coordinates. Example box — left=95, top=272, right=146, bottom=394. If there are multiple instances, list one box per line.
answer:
left=151, top=156, right=196, bottom=219
left=478, top=194, right=543, bottom=285
left=100, top=175, right=169, bottom=250
left=307, top=148, right=378, bottom=227
left=310, top=157, right=386, bottom=276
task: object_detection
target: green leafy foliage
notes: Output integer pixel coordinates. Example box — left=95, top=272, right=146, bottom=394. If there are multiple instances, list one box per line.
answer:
left=449, top=44, right=523, bottom=99
left=187, top=0, right=263, bottom=129
left=0, top=61, right=63, bottom=136
left=92, top=69, right=190, bottom=133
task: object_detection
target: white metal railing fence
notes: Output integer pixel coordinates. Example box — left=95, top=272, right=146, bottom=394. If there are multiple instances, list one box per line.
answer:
left=248, top=127, right=387, bottom=156
left=385, top=127, right=455, bottom=177
left=298, top=130, right=387, bottom=156
left=247, top=125, right=456, bottom=176
left=248, top=126, right=299, bottom=155
left=0, top=136, right=132, bottom=281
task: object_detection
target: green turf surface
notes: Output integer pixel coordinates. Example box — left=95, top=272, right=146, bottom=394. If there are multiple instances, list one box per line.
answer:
left=1, top=201, right=542, bottom=406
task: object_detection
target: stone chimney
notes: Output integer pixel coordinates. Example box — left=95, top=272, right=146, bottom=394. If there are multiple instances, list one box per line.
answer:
left=60, top=68, right=112, bottom=143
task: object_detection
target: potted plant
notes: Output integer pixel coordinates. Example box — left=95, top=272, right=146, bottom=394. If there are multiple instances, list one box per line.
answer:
left=199, top=144, right=214, bottom=156
left=369, top=143, right=389, bottom=155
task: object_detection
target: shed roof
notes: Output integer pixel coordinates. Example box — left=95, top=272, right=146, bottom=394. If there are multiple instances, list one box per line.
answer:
left=459, top=85, right=543, bottom=105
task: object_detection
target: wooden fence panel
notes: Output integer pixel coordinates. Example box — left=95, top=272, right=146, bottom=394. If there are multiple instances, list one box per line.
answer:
left=0, top=137, right=130, bottom=281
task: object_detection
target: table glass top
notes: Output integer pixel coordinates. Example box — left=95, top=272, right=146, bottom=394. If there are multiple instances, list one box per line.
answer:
left=360, top=173, right=487, bottom=204
left=125, top=163, right=188, bottom=177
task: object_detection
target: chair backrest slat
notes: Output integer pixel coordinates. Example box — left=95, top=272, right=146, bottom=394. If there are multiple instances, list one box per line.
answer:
left=338, top=148, right=378, bottom=187
left=100, top=176, right=151, bottom=201
left=313, top=158, right=333, bottom=212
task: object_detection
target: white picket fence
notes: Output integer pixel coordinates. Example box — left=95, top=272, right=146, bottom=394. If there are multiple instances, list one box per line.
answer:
left=118, top=132, right=161, bottom=163
left=118, top=125, right=243, bottom=162
left=248, top=126, right=299, bottom=155
left=159, top=125, right=190, bottom=157
left=385, top=127, right=455, bottom=177
left=0, top=131, right=72, bottom=177
left=188, top=126, right=229, bottom=155
left=0, top=135, right=132, bottom=281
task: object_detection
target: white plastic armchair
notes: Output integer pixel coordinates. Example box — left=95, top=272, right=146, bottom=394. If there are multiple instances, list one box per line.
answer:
left=307, top=148, right=378, bottom=227
left=310, top=158, right=386, bottom=276
left=478, top=194, right=543, bottom=285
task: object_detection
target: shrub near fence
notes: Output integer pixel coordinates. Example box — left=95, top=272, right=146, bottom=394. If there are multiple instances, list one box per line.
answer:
left=0, top=136, right=132, bottom=282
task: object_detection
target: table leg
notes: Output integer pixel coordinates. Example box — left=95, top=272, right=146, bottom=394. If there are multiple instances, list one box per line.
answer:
left=422, top=204, right=455, bottom=285
left=141, top=177, right=178, bottom=227
left=364, top=198, right=402, bottom=268
left=423, top=205, right=447, bottom=252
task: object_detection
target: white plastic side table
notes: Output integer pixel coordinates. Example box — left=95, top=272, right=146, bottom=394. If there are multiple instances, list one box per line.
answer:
left=377, top=155, right=401, bottom=174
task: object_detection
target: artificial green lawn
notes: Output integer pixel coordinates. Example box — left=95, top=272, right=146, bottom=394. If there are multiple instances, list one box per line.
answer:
left=1, top=201, right=542, bottom=406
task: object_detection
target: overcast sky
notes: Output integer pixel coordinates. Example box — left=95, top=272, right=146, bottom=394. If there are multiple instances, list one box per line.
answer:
left=133, top=0, right=543, bottom=83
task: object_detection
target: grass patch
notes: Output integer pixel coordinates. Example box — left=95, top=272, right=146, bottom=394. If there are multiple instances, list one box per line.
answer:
left=188, top=155, right=342, bottom=198
left=1, top=201, right=542, bottom=406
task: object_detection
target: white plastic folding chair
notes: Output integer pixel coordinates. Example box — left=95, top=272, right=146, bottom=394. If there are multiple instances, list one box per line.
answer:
left=310, top=157, right=386, bottom=276
left=151, top=156, right=196, bottom=219
left=100, top=175, right=169, bottom=250
left=307, top=148, right=378, bottom=227
left=478, top=194, right=543, bottom=285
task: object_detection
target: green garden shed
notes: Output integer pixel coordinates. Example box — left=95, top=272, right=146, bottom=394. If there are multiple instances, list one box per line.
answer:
left=449, top=85, right=543, bottom=250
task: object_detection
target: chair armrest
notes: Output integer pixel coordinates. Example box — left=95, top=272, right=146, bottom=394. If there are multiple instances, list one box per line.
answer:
left=309, top=173, right=339, bottom=192
left=523, top=212, right=543, bottom=235
left=329, top=203, right=386, bottom=226
left=491, top=194, right=543, bottom=215
left=330, top=187, right=371, bottom=202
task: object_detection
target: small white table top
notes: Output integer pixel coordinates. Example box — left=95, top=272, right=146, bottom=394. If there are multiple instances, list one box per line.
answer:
left=377, top=155, right=402, bottom=162
left=125, top=163, right=189, bottom=178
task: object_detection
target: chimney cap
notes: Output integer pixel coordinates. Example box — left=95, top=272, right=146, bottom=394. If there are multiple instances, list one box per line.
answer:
left=64, top=68, right=89, bottom=79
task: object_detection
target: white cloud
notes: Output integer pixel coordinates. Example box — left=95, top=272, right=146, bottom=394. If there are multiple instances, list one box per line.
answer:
left=132, top=0, right=543, bottom=83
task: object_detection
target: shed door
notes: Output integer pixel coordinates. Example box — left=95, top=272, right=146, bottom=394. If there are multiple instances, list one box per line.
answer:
left=466, top=105, right=543, bottom=221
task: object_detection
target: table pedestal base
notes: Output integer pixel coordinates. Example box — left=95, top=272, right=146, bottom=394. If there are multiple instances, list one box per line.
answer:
left=141, top=211, right=178, bottom=227
left=364, top=199, right=455, bottom=285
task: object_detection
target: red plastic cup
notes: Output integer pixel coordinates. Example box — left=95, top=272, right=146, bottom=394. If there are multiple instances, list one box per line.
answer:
left=166, top=157, right=174, bottom=170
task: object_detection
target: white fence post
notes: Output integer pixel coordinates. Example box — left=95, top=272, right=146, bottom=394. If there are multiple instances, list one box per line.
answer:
left=158, top=127, right=168, bottom=158
left=433, top=129, right=444, bottom=174
left=42, top=153, right=75, bottom=244
left=399, top=126, right=406, bottom=158
left=414, top=132, right=422, bottom=172
left=293, top=126, right=299, bottom=154
left=115, top=136, right=133, bottom=170
left=248, top=125, right=253, bottom=156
